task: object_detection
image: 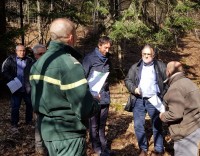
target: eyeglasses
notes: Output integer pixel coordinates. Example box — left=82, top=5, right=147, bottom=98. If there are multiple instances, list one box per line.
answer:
left=142, top=53, right=152, bottom=56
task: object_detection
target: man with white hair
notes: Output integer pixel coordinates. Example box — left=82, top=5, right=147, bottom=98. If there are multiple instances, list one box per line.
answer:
left=30, top=18, right=99, bottom=156
left=125, top=45, right=166, bottom=156
left=32, top=44, right=46, bottom=60
left=25, top=44, right=46, bottom=94
left=160, top=61, right=200, bottom=156
left=25, top=44, right=47, bottom=155
left=32, top=44, right=46, bottom=155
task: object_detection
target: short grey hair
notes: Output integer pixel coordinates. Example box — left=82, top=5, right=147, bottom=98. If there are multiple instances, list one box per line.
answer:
left=141, top=44, right=155, bottom=56
left=16, top=44, right=25, bottom=51
left=32, top=44, right=46, bottom=54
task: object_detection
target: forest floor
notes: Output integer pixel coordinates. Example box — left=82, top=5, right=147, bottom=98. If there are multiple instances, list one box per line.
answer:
left=0, top=33, right=200, bottom=156
left=0, top=96, right=174, bottom=156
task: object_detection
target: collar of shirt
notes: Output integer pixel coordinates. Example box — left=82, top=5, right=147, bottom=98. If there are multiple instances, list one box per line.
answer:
left=143, top=61, right=154, bottom=66
left=95, top=47, right=108, bottom=62
left=16, top=56, right=26, bottom=61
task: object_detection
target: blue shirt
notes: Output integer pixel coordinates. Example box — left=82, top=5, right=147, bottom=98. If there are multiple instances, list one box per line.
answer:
left=139, top=62, right=160, bottom=98
left=16, top=57, right=26, bottom=91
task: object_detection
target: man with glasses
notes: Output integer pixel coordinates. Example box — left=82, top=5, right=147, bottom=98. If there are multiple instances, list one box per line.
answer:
left=124, top=45, right=167, bottom=156
left=32, top=44, right=47, bottom=155
left=32, top=44, right=46, bottom=60
left=25, top=44, right=47, bottom=155
left=25, top=44, right=46, bottom=100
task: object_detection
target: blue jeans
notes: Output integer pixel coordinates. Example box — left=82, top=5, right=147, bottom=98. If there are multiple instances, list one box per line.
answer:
left=10, top=91, right=33, bottom=126
left=133, top=98, right=164, bottom=153
left=89, top=104, right=109, bottom=153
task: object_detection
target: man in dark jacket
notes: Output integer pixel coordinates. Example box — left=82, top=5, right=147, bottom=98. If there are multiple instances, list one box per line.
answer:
left=82, top=36, right=112, bottom=156
left=30, top=18, right=99, bottom=156
left=1, top=45, right=34, bottom=132
left=124, top=45, right=166, bottom=156
left=160, top=61, right=200, bottom=156
left=24, top=44, right=46, bottom=95
left=25, top=44, right=47, bottom=155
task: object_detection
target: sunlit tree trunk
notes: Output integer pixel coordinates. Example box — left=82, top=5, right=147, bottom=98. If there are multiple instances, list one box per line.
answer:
left=26, top=0, right=30, bottom=24
left=37, top=0, right=41, bottom=43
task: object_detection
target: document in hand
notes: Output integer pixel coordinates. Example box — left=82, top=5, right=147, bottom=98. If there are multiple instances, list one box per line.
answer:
left=7, top=77, right=22, bottom=94
left=148, top=95, right=165, bottom=113
left=88, top=71, right=109, bottom=95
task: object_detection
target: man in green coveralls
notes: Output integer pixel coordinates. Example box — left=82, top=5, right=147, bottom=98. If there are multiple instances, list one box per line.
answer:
left=30, top=18, right=100, bottom=156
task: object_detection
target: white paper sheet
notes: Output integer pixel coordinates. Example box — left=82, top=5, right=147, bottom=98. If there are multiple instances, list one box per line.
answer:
left=7, top=77, right=22, bottom=93
left=88, top=71, right=109, bottom=95
left=148, top=95, right=165, bottom=113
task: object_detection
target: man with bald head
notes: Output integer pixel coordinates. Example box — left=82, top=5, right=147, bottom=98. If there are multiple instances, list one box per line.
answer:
left=30, top=18, right=99, bottom=156
left=160, top=61, right=200, bottom=156
left=49, top=18, right=76, bottom=47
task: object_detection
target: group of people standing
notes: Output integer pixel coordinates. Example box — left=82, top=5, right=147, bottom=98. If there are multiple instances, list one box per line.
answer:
left=1, top=17, right=200, bottom=156
left=125, top=44, right=200, bottom=156
left=125, top=45, right=200, bottom=156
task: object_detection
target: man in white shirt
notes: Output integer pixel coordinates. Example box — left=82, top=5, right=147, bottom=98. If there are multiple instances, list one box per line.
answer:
left=125, top=45, right=167, bottom=156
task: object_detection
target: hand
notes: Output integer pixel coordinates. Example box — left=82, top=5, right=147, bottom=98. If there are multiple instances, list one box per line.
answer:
left=135, top=88, right=141, bottom=95
left=159, top=112, right=163, bottom=119
left=93, top=94, right=100, bottom=101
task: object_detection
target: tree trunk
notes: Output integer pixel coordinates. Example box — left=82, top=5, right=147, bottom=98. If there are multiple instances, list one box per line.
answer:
left=26, top=0, right=30, bottom=24
left=20, top=0, right=24, bottom=45
left=115, top=0, right=119, bottom=18
left=50, top=0, right=54, bottom=12
left=93, top=0, right=99, bottom=32
left=37, top=0, right=41, bottom=43
left=0, top=0, right=6, bottom=35
left=0, top=0, right=7, bottom=61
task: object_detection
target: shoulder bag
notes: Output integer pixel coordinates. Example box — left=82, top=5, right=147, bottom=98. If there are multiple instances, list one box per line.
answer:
left=124, top=94, right=134, bottom=112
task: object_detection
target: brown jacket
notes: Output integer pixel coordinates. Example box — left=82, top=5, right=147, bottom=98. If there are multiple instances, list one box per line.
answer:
left=161, top=72, right=200, bottom=141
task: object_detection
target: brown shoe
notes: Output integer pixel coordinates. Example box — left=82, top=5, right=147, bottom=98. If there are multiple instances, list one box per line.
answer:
left=139, top=150, right=147, bottom=156
left=150, top=151, right=163, bottom=156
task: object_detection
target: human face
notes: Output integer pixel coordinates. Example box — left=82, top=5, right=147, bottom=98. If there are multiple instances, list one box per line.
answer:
left=34, top=47, right=46, bottom=60
left=16, top=45, right=26, bottom=58
left=98, top=43, right=111, bottom=56
left=142, top=48, right=154, bottom=64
